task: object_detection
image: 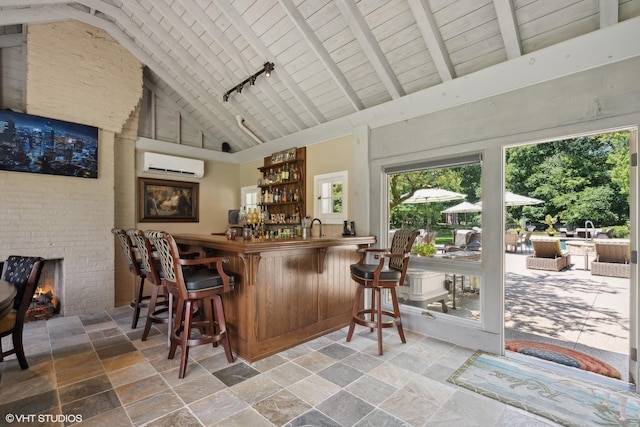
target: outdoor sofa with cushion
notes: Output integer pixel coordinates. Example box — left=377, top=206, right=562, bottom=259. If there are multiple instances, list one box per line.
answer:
left=591, top=241, right=630, bottom=278
left=526, top=239, right=571, bottom=271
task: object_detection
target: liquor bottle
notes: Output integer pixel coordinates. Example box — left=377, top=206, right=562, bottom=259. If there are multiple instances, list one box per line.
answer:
left=284, top=163, right=289, bottom=181
left=293, top=188, right=300, bottom=202
left=281, top=189, right=287, bottom=203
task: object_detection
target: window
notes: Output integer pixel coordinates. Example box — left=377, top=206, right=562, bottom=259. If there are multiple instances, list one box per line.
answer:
left=386, top=155, right=482, bottom=322
left=240, top=185, right=259, bottom=212
left=314, top=171, right=348, bottom=224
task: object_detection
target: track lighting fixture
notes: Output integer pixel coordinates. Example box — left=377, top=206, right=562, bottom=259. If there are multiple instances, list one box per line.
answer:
left=223, top=62, right=275, bottom=102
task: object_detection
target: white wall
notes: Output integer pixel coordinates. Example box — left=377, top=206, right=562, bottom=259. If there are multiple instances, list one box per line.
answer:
left=369, top=56, right=640, bottom=353
left=0, top=21, right=142, bottom=315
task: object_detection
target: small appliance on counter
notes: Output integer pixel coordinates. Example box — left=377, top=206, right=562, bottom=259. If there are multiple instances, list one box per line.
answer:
left=342, top=220, right=356, bottom=236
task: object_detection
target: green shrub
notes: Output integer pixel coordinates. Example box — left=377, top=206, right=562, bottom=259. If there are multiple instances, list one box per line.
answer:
left=411, top=242, right=437, bottom=256
left=608, top=225, right=629, bottom=238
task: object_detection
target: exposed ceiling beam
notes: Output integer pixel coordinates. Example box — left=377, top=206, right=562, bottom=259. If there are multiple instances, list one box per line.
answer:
left=0, top=7, right=64, bottom=26
left=134, top=0, right=279, bottom=140
left=107, top=1, right=261, bottom=148
left=335, top=0, right=405, bottom=99
left=216, top=0, right=326, bottom=125
left=279, top=0, right=363, bottom=112
left=0, top=32, right=23, bottom=48
left=51, top=4, right=248, bottom=151
left=493, top=0, right=522, bottom=59
left=179, top=0, right=306, bottom=132
left=407, top=0, right=455, bottom=81
left=0, top=0, right=63, bottom=5
left=600, top=0, right=618, bottom=28
left=233, top=16, right=640, bottom=163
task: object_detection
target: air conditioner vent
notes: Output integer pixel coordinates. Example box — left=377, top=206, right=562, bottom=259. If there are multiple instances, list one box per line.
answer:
left=142, top=152, right=204, bottom=178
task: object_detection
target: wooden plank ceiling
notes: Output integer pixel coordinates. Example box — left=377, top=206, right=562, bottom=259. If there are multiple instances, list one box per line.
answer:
left=2, top=0, right=640, bottom=154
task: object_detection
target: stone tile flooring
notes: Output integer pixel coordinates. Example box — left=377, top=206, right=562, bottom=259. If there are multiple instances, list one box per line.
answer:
left=0, top=306, right=562, bottom=426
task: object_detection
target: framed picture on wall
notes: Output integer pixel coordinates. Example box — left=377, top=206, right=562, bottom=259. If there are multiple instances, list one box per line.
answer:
left=138, top=177, right=199, bottom=222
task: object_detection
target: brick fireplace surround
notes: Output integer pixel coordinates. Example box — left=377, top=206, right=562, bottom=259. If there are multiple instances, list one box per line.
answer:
left=0, top=21, right=143, bottom=315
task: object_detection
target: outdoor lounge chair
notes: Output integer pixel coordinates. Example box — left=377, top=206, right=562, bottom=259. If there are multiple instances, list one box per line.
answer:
left=526, top=239, right=571, bottom=271
left=591, top=241, right=630, bottom=278
left=505, top=233, right=519, bottom=252
left=518, top=231, right=533, bottom=253
left=444, top=229, right=474, bottom=252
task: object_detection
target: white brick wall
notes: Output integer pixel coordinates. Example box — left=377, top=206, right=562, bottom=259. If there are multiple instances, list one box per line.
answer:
left=0, top=21, right=142, bottom=315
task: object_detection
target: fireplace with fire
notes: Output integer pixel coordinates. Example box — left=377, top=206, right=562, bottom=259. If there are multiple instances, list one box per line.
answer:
left=26, top=258, right=62, bottom=322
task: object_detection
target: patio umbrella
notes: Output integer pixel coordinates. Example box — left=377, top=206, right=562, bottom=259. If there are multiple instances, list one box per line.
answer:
left=441, top=201, right=482, bottom=213
left=475, top=192, right=544, bottom=207
left=401, top=188, right=466, bottom=229
left=441, top=201, right=482, bottom=225
left=402, top=188, right=467, bottom=204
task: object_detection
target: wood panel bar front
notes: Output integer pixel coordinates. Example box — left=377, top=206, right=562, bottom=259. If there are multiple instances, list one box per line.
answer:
left=172, top=234, right=376, bottom=362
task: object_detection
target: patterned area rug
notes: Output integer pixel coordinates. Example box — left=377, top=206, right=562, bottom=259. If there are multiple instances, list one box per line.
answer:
left=449, top=351, right=638, bottom=427
left=506, top=340, right=621, bottom=380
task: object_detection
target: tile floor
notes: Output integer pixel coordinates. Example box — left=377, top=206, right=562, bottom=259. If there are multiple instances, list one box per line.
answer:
left=0, top=306, right=564, bottom=426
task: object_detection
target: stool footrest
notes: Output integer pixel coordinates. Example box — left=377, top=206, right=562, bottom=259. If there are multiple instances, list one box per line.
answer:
left=353, top=309, right=401, bottom=329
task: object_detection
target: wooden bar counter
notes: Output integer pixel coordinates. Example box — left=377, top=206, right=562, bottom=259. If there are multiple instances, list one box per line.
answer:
left=173, top=233, right=376, bottom=362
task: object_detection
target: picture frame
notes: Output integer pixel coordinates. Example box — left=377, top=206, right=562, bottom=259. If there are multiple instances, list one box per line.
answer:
left=138, top=177, right=199, bottom=222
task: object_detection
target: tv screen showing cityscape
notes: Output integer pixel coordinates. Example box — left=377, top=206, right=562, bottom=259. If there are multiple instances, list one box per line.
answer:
left=0, top=110, right=98, bottom=178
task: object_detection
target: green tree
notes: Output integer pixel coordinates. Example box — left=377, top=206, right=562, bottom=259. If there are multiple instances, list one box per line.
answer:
left=389, top=165, right=479, bottom=230
left=505, top=132, right=629, bottom=228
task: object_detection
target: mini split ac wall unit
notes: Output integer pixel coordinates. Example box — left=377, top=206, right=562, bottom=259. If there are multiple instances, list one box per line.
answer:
left=142, top=152, right=204, bottom=178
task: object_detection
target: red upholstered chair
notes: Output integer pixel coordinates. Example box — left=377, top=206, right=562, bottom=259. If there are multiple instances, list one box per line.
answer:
left=127, top=229, right=170, bottom=341
left=145, top=230, right=235, bottom=379
left=0, top=256, right=44, bottom=369
left=112, top=228, right=148, bottom=329
left=346, top=228, right=419, bottom=355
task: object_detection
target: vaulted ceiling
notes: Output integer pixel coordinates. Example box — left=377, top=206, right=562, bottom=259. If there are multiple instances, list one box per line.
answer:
left=2, top=0, right=640, bottom=157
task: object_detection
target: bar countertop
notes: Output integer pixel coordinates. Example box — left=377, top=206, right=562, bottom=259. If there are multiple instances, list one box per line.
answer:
left=172, top=233, right=376, bottom=254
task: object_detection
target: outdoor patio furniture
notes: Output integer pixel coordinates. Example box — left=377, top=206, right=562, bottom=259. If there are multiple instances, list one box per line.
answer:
left=526, top=239, right=571, bottom=271
left=518, top=231, right=533, bottom=253
left=595, top=229, right=613, bottom=239
left=591, top=241, right=630, bottom=278
left=565, top=241, right=596, bottom=271
left=445, top=229, right=476, bottom=252
left=505, top=233, right=519, bottom=252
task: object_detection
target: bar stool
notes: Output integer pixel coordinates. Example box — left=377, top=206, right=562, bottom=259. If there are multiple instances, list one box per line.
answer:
left=346, top=228, right=419, bottom=355
left=145, top=230, right=235, bottom=378
left=127, top=229, right=170, bottom=341
left=112, top=228, right=148, bottom=329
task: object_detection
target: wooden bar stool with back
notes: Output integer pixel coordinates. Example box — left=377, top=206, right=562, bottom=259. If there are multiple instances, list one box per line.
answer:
left=145, top=230, right=235, bottom=379
left=127, top=229, right=171, bottom=341
left=346, top=228, right=419, bottom=355
left=112, top=228, right=149, bottom=329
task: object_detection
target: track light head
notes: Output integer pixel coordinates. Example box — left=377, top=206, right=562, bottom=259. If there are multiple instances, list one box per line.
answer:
left=264, top=62, right=274, bottom=77
left=224, top=62, right=274, bottom=102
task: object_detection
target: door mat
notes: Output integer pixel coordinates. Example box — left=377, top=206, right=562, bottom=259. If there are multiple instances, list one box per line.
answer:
left=506, top=339, right=621, bottom=379
left=448, top=351, right=638, bottom=427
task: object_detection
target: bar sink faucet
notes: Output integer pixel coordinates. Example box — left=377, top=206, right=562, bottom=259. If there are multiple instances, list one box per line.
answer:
left=311, top=218, right=323, bottom=237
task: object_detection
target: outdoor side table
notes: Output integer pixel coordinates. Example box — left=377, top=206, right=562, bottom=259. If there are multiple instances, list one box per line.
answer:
left=433, top=251, right=481, bottom=309
left=565, top=241, right=596, bottom=270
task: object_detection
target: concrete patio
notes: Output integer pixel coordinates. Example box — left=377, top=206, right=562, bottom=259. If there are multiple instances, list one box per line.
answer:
left=406, top=250, right=631, bottom=382
left=504, top=250, right=630, bottom=382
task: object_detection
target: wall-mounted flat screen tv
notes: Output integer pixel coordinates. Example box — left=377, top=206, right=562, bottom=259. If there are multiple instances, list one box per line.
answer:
left=0, top=110, right=98, bottom=178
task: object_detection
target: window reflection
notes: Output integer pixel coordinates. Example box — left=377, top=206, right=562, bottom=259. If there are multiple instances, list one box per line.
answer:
left=398, top=268, right=481, bottom=321
left=387, top=155, right=482, bottom=322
